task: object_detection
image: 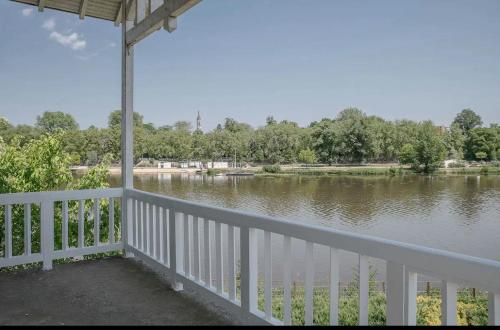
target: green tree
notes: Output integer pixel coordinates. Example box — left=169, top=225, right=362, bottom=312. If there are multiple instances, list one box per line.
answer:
left=311, top=118, right=337, bottom=164
left=108, top=110, right=144, bottom=128
left=36, top=111, right=79, bottom=133
left=0, top=117, right=12, bottom=131
left=398, top=143, right=416, bottom=166
left=445, top=123, right=465, bottom=160
left=453, top=109, right=482, bottom=133
left=334, top=108, right=374, bottom=163
left=465, top=127, right=498, bottom=161
left=475, top=151, right=487, bottom=161
left=413, top=121, right=447, bottom=172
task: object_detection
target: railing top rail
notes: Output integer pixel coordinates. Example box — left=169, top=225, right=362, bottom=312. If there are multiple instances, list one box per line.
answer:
left=0, top=188, right=123, bottom=205
left=126, top=188, right=500, bottom=292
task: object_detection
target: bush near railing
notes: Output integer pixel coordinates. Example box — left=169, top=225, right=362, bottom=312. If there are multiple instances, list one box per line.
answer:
left=255, top=281, right=488, bottom=326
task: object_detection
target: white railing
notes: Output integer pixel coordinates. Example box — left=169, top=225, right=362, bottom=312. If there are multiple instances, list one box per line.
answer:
left=0, top=188, right=123, bottom=270
left=2, top=187, right=499, bottom=325
left=124, top=188, right=500, bottom=326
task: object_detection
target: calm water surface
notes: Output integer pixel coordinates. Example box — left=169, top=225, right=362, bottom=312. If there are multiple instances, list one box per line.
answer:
left=110, top=174, right=500, bottom=282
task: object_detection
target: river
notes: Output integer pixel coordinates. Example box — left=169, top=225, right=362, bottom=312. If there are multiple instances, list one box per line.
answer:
left=109, top=173, right=500, bottom=285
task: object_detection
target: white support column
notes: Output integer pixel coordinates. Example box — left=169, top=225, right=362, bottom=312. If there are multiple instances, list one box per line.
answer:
left=121, top=0, right=134, bottom=258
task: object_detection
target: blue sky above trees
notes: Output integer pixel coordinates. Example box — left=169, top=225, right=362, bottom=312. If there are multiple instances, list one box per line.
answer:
left=1, top=0, right=499, bottom=130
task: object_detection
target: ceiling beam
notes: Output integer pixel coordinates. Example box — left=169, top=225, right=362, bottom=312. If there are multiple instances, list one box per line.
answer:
left=126, top=0, right=136, bottom=21
left=126, top=0, right=200, bottom=46
left=38, top=0, right=46, bottom=12
left=79, top=0, right=88, bottom=20
left=114, top=2, right=123, bottom=26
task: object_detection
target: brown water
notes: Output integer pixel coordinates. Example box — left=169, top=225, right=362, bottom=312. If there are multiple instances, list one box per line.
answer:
left=109, top=173, right=500, bottom=283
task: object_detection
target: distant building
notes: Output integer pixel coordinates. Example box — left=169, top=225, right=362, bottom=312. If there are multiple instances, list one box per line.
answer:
left=206, top=161, right=229, bottom=169
left=158, top=161, right=172, bottom=169
left=196, top=111, right=202, bottom=132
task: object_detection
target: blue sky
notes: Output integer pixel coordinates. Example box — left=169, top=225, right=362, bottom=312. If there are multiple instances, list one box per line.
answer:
left=1, top=0, right=499, bottom=130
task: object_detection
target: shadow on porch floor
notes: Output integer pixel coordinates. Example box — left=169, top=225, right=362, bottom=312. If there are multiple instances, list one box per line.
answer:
left=0, top=256, right=231, bottom=325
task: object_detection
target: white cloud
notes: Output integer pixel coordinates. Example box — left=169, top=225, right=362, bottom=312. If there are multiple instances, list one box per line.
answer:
left=42, top=18, right=56, bottom=31
left=22, top=8, right=33, bottom=17
left=75, top=41, right=117, bottom=61
left=49, top=31, right=87, bottom=50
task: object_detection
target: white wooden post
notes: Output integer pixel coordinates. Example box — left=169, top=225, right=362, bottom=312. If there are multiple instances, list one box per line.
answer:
left=386, top=262, right=405, bottom=325
left=169, top=209, right=183, bottom=291
left=41, top=200, right=54, bottom=271
left=489, top=293, right=500, bottom=325
left=358, top=254, right=369, bottom=326
left=405, top=271, right=417, bottom=325
left=121, top=0, right=134, bottom=258
left=240, top=226, right=257, bottom=318
left=441, top=281, right=458, bottom=325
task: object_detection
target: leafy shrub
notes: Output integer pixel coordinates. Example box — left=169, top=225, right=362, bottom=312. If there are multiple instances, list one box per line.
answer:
left=480, top=166, right=490, bottom=175
left=447, top=161, right=466, bottom=168
left=262, top=164, right=281, bottom=173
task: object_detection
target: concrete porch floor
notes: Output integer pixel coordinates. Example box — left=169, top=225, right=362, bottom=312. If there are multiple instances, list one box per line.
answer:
left=0, top=257, right=231, bottom=325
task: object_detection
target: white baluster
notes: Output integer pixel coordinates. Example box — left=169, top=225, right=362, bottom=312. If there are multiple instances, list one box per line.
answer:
left=283, top=236, right=292, bottom=325
left=78, top=200, right=84, bottom=248
left=227, top=224, right=236, bottom=301
left=109, top=198, right=114, bottom=244
left=215, top=221, right=223, bottom=294
left=62, top=201, right=69, bottom=250
left=329, top=248, right=339, bottom=325
left=264, top=231, right=272, bottom=321
left=305, top=241, right=314, bottom=325
left=5, top=205, right=12, bottom=258
left=358, top=255, right=369, bottom=326
left=132, top=199, right=137, bottom=247
left=24, top=204, right=31, bottom=256
left=93, top=198, right=100, bottom=246
left=405, top=271, right=417, bottom=325
left=489, top=293, right=500, bottom=325
left=162, top=207, right=169, bottom=266
left=204, top=218, right=211, bottom=288
left=240, top=226, right=257, bottom=314
left=386, top=262, right=405, bottom=325
left=184, top=213, right=191, bottom=277
left=41, top=201, right=54, bottom=271
left=193, top=216, right=201, bottom=281
left=155, top=204, right=161, bottom=260
left=149, top=203, right=154, bottom=255
left=441, top=281, right=458, bottom=325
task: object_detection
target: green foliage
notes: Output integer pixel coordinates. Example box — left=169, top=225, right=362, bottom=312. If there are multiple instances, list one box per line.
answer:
left=255, top=280, right=488, bottom=325
left=398, top=143, right=416, bottom=165
left=262, top=164, right=282, bottom=173
left=36, top=111, right=79, bottom=133
left=108, top=110, right=144, bottom=128
left=0, top=133, right=114, bottom=260
left=453, top=109, right=482, bottom=133
left=298, top=148, right=317, bottom=164
left=475, top=151, right=487, bottom=161
left=1, top=109, right=498, bottom=169
left=398, top=122, right=447, bottom=173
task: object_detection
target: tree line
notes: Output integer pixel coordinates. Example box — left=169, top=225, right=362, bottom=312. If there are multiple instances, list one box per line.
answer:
left=0, top=108, right=498, bottom=172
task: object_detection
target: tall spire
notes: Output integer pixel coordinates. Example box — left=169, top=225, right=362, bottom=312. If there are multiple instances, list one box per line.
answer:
left=196, top=111, right=202, bottom=132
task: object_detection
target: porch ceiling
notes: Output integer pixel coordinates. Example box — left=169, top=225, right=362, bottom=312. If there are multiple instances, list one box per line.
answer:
left=10, top=0, right=124, bottom=25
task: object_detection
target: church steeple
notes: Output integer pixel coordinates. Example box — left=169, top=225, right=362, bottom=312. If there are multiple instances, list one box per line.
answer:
left=196, top=111, right=202, bottom=132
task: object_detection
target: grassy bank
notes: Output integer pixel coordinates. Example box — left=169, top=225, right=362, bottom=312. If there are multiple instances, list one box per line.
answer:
left=255, top=165, right=500, bottom=177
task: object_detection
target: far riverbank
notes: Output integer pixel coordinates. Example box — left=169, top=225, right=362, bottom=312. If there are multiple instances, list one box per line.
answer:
left=70, top=164, right=500, bottom=176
